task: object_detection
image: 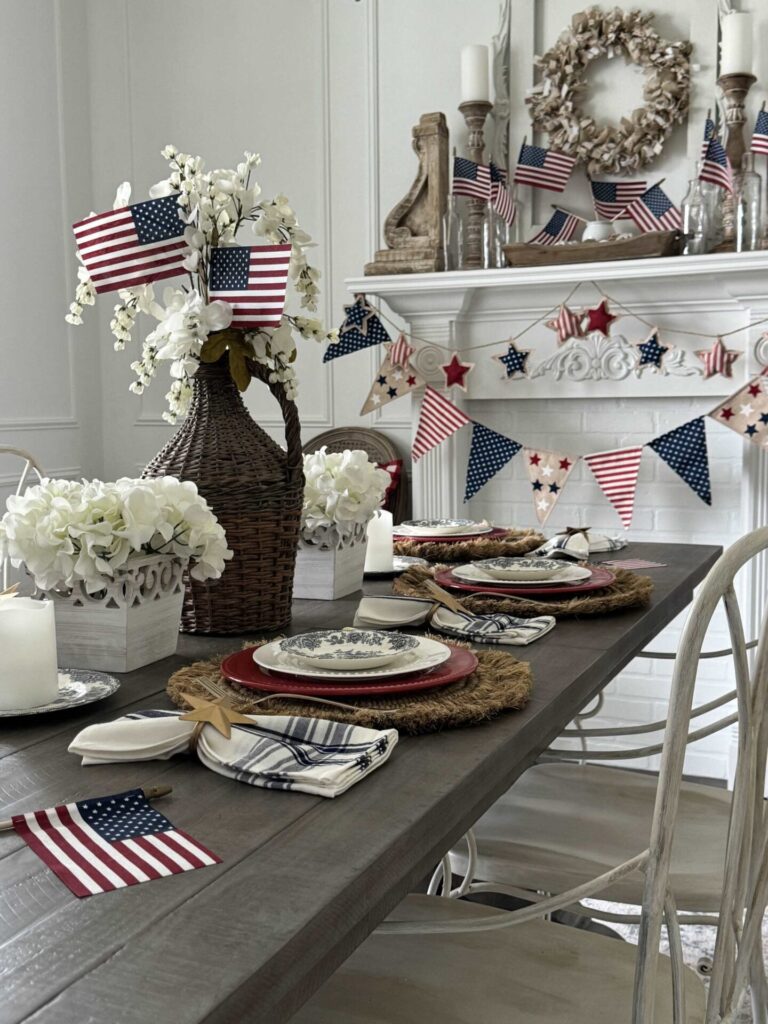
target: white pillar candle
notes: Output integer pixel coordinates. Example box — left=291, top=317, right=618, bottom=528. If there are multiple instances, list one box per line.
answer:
left=720, top=12, right=753, bottom=76
left=460, top=44, right=490, bottom=103
left=364, top=510, right=394, bottom=574
left=0, top=598, right=59, bottom=711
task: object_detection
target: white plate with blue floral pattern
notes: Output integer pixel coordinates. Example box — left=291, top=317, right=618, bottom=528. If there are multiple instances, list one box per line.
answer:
left=454, top=562, right=592, bottom=586
left=396, top=519, right=493, bottom=538
left=0, top=669, right=120, bottom=718
left=278, top=629, right=420, bottom=671
left=254, top=635, right=452, bottom=681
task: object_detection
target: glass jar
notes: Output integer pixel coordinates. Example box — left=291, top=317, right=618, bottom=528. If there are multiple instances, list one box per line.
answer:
left=681, top=177, right=708, bottom=255
left=481, top=199, right=520, bottom=269
left=700, top=180, right=723, bottom=250
left=736, top=152, right=763, bottom=252
left=442, top=195, right=464, bottom=271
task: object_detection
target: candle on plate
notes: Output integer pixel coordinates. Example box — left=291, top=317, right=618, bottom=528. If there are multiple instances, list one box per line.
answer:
left=460, top=44, right=490, bottom=103
left=720, top=12, right=753, bottom=76
left=0, top=598, right=59, bottom=711
left=364, top=510, right=394, bottom=574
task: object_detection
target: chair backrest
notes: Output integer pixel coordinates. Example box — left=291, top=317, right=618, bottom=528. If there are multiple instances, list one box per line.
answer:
left=0, top=446, right=44, bottom=589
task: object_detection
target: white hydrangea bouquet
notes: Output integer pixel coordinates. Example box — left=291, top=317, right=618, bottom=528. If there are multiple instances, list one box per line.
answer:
left=301, top=448, right=390, bottom=547
left=65, top=146, right=336, bottom=423
left=0, top=477, right=232, bottom=595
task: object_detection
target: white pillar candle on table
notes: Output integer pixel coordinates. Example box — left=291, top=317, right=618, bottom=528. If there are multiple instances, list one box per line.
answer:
left=720, top=12, right=753, bottom=76
left=364, top=510, right=394, bottom=573
left=460, top=44, right=490, bottom=103
left=0, top=598, right=59, bottom=711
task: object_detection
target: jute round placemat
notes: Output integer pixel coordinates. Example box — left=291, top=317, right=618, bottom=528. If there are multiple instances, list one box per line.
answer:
left=166, top=636, right=533, bottom=736
left=393, top=564, right=653, bottom=618
left=393, top=527, right=544, bottom=563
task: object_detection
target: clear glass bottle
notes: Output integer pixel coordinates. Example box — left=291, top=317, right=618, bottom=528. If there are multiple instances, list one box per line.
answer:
left=681, top=177, right=708, bottom=255
left=736, top=152, right=763, bottom=252
left=700, top=180, right=723, bottom=250
left=442, top=195, right=464, bottom=271
left=481, top=199, right=495, bottom=269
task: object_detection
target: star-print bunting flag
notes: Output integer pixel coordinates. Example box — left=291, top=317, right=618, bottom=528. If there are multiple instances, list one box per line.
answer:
left=464, top=424, right=522, bottom=501
left=710, top=376, right=768, bottom=450
left=546, top=305, right=584, bottom=345
left=412, top=386, right=470, bottom=461
left=208, top=244, right=292, bottom=328
left=441, top=353, right=474, bottom=391
left=636, top=328, right=669, bottom=370
left=648, top=418, right=711, bottom=505
left=584, top=447, right=644, bottom=529
left=524, top=449, right=577, bottom=525
left=493, top=342, right=530, bottom=379
left=360, top=341, right=423, bottom=415
left=583, top=300, right=617, bottom=337
left=324, top=297, right=390, bottom=362
left=750, top=108, right=768, bottom=156
left=695, top=337, right=740, bottom=378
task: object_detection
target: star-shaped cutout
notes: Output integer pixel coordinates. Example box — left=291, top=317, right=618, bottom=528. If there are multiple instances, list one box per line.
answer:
left=545, top=304, right=585, bottom=345
left=494, top=342, right=531, bottom=379
left=748, top=383, right=762, bottom=396
left=583, top=300, right=617, bottom=337
left=760, top=413, right=768, bottom=425
left=740, top=402, right=755, bottom=417
left=376, top=374, right=387, bottom=386
left=529, top=453, right=541, bottom=466
left=536, top=497, right=551, bottom=512
left=532, top=479, right=543, bottom=491
left=559, top=457, right=572, bottom=470
left=407, top=375, right=417, bottom=386
left=695, top=337, right=741, bottom=379
left=441, top=354, right=475, bottom=391
left=178, top=693, right=253, bottom=739
left=745, top=424, right=758, bottom=436
left=720, top=407, right=735, bottom=421
left=549, top=482, right=560, bottom=493
left=387, top=386, right=398, bottom=399
left=636, top=329, right=669, bottom=369
left=340, top=296, right=377, bottom=337
left=541, top=465, right=554, bottom=477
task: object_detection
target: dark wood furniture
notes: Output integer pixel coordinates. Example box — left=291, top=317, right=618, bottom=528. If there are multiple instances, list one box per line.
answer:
left=0, top=541, right=720, bottom=1024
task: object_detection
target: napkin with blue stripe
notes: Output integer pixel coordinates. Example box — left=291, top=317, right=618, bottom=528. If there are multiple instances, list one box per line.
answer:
left=430, top=606, right=555, bottom=645
left=532, top=527, right=626, bottom=561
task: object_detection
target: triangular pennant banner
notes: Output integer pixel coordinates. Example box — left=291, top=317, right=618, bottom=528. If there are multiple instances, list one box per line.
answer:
left=648, top=417, right=711, bottom=505
left=584, top=447, right=643, bottom=530
left=710, top=375, right=768, bottom=449
left=360, top=345, right=424, bottom=415
left=412, top=387, right=471, bottom=462
left=323, top=297, right=391, bottom=362
left=523, top=448, right=577, bottom=524
left=464, top=424, right=522, bottom=501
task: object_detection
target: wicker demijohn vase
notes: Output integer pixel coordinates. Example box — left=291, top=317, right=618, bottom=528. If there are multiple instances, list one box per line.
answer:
left=143, top=352, right=304, bottom=634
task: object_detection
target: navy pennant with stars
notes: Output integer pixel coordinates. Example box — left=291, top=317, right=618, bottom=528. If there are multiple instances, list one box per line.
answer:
left=648, top=417, right=711, bottom=505
left=323, top=297, right=391, bottom=363
left=464, top=424, right=522, bottom=501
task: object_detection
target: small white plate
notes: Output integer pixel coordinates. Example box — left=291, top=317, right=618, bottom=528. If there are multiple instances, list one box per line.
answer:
left=473, top=557, right=564, bottom=581
left=278, top=629, right=419, bottom=671
left=0, top=669, right=120, bottom=718
left=396, top=519, right=493, bottom=538
left=253, top=635, right=452, bottom=680
left=452, top=563, right=592, bottom=586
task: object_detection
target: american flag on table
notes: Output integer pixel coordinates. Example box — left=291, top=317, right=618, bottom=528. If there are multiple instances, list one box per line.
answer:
left=72, top=195, right=188, bottom=294
left=590, top=179, right=647, bottom=220
left=412, top=386, right=471, bottom=461
left=750, top=108, right=768, bottom=156
left=490, top=162, right=516, bottom=225
left=701, top=116, right=717, bottom=161
left=623, top=184, right=681, bottom=233
left=208, top=244, right=292, bottom=328
left=513, top=143, right=576, bottom=193
left=700, top=136, right=734, bottom=193
left=452, top=156, right=491, bottom=199
left=584, top=447, right=644, bottom=530
left=12, top=788, right=220, bottom=898
left=528, top=209, right=581, bottom=245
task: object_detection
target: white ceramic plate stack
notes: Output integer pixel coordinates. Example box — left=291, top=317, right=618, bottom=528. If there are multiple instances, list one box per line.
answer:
left=395, top=518, right=493, bottom=538
left=454, top=557, right=592, bottom=587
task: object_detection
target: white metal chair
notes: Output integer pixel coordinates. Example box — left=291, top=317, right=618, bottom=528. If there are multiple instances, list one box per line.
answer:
left=0, top=446, right=44, bottom=589
left=293, top=530, right=768, bottom=1023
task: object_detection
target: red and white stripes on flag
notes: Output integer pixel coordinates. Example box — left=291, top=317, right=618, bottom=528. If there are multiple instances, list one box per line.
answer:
left=412, top=386, right=470, bottom=461
left=208, top=244, right=292, bottom=329
left=389, top=334, right=415, bottom=369
left=584, top=447, right=644, bottom=530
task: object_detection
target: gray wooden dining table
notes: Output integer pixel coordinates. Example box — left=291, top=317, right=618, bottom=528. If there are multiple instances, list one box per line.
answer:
left=0, top=541, right=720, bottom=1024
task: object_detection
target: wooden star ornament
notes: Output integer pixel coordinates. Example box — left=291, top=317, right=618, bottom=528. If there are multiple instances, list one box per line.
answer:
left=695, top=337, right=741, bottom=379
left=440, top=354, right=475, bottom=391
left=583, top=300, right=617, bottom=337
left=179, top=693, right=253, bottom=739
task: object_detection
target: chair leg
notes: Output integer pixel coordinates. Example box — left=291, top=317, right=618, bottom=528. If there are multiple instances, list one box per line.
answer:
left=749, top=941, right=768, bottom=1024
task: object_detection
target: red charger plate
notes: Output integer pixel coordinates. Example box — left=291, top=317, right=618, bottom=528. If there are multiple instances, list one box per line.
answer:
left=221, top=645, right=479, bottom=698
left=393, top=526, right=509, bottom=544
left=434, top=564, right=616, bottom=597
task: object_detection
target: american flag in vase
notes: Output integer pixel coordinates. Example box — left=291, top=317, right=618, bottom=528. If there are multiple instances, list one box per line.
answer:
left=590, top=180, right=647, bottom=220
left=701, top=116, right=717, bottom=161
left=12, top=788, right=220, bottom=898
left=452, top=156, right=491, bottom=200
left=751, top=109, right=768, bottom=155
left=209, top=244, right=292, bottom=328
left=73, top=195, right=188, bottom=294
left=700, top=136, right=733, bottom=193
left=490, top=163, right=516, bottom=225
left=529, top=209, right=581, bottom=245
left=623, top=184, right=681, bottom=233
left=513, top=143, right=575, bottom=193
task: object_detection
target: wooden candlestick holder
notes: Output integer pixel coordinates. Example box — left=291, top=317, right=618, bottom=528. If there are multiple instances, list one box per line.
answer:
left=458, top=99, right=493, bottom=269
left=717, top=72, right=757, bottom=246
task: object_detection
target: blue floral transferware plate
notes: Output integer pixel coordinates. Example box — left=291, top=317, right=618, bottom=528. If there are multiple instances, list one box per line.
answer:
left=0, top=669, right=120, bottom=718
left=278, top=629, right=420, bottom=671
left=397, top=518, right=492, bottom=537
left=472, top=557, right=568, bottom=581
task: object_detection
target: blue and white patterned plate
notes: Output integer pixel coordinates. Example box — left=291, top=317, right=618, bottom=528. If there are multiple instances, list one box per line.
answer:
left=474, top=557, right=565, bottom=581
left=0, top=669, right=120, bottom=718
left=397, top=519, right=492, bottom=538
left=255, top=635, right=452, bottom=680
left=279, top=629, right=420, bottom=671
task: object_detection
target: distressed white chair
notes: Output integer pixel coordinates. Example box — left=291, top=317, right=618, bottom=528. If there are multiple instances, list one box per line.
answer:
left=293, top=531, right=768, bottom=1024
left=0, top=446, right=44, bottom=589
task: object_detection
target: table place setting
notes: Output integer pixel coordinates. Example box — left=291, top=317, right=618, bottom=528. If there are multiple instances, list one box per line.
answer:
left=392, top=518, right=545, bottom=563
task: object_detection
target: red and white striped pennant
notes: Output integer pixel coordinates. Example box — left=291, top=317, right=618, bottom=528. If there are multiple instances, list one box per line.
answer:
left=584, top=447, right=644, bottom=530
left=412, top=386, right=471, bottom=461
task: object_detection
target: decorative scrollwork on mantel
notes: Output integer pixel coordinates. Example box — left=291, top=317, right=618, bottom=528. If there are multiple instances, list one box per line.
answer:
left=528, top=334, right=703, bottom=382
left=754, top=332, right=768, bottom=370
left=410, top=343, right=449, bottom=385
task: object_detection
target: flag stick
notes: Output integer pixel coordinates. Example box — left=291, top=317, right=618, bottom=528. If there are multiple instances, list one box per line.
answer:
left=0, top=785, right=174, bottom=831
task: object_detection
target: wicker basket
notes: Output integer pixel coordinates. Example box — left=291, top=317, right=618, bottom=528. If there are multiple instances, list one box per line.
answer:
left=143, top=349, right=304, bottom=634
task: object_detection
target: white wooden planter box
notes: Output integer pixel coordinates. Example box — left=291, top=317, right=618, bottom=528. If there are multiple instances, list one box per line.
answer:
left=39, top=555, right=185, bottom=673
left=293, top=524, right=367, bottom=601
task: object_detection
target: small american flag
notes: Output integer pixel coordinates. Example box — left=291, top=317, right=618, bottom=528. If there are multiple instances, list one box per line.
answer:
left=209, top=244, right=291, bottom=328
left=701, top=116, right=717, bottom=161
left=490, top=163, right=516, bottom=225
left=700, top=137, right=733, bottom=193
left=590, top=180, right=647, bottom=219
left=412, top=386, right=470, bottom=461
left=529, top=209, right=581, bottom=245
left=751, top=109, right=768, bottom=155
left=623, top=184, right=681, bottom=233
left=73, top=195, right=188, bottom=294
left=584, top=447, right=644, bottom=530
left=452, top=156, right=491, bottom=200
left=513, top=143, right=575, bottom=192
left=12, top=788, right=220, bottom=898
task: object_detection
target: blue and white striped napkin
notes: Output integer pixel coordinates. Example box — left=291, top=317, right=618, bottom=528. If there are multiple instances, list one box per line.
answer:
left=430, top=607, right=555, bottom=645
left=533, top=529, right=626, bottom=561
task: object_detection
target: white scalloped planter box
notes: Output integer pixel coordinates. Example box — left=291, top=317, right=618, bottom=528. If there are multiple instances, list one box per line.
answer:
left=293, top=524, right=368, bottom=601
left=37, top=555, right=185, bottom=673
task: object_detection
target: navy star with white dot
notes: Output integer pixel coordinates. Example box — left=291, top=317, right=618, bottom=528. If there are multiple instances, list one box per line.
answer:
left=323, top=301, right=391, bottom=363
left=649, top=417, right=711, bottom=504
left=132, top=195, right=185, bottom=244
left=77, top=788, right=174, bottom=842
left=464, top=424, right=522, bottom=501
left=637, top=332, right=669, bottom=368
left=498, top=344, right=529, bottom=377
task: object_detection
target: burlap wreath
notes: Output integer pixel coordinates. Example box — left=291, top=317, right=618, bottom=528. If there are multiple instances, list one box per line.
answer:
left=167, top=636, right=533, bottom=736
left=394, top=527, right=544, bottom=564
left=393, top=563, right=653, bottom=618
